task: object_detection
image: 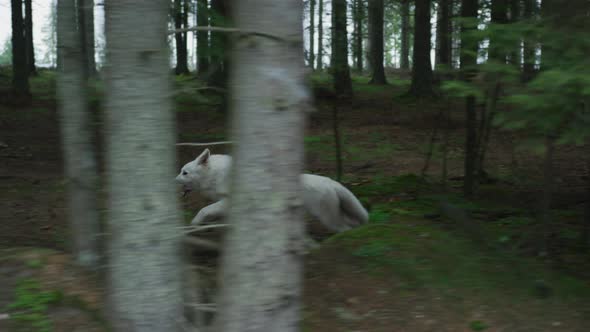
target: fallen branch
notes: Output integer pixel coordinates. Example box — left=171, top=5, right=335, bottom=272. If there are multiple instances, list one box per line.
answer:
left=176, top=141, right=233, bottom=147
left=185, top=303, right=217, bottom=313
left=181, top=224, right=230, bottom=234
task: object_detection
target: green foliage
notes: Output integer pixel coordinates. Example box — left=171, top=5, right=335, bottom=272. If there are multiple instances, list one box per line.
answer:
left=7, top=278, right=63, bottom=332
left=469, top=320, right=489, bottom=331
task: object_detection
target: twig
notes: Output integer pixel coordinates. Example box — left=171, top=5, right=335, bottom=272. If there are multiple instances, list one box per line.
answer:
left=181, top=224, right=230, bottom=233
left=176, top=141, right=233, bottom=147
left=186, top=303, right=217, bottom=313
left=168, top=26, right=294, bottom=43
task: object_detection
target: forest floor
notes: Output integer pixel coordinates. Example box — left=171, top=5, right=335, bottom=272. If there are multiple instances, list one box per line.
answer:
left=1, top=70, right=589, bottom=331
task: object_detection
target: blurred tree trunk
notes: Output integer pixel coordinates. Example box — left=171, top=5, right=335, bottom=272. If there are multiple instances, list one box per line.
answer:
left=24, top=0, right=36, bottom=76
left=317, top=0, right=324, bottom=70
left=368, top=0, right=387, bottom=84
left=197, top=0, right=210, bottom=75
left=11, top=0, right=30, bottom=98
left=174, top=0, right=189, bottom=75
left=309, top=0, right=315, bottom=70
left=78, top=0, right=96, bottom=77
left=409, top=0, right=433, bottom=96
left=208, top=0, right=229, bottom=87
left=400, top=0, right=410, bottom=69
left=105, top=0, right=183, bottom=330
left=215, top=0, right=308, bottom=330
left=521, top=0, right=536, bottom=82
left=436, top=0, right=451, bottom=68
left=57, top=0, right=100, bottom=268
left=460, top=0, right=478, bottom=198
left=509, top=0, right=521, bottom=67
left=352, top=0, right=364, bottom=72
left=332, top=0, right=353, bottom=96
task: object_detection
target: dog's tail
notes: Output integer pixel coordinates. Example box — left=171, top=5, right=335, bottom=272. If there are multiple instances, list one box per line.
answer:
left=336, top=184, right=369, bottom=228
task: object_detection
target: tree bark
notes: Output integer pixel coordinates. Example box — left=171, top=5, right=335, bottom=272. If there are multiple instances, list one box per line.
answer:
left=174, top=0, right=189, bottom=75
left=489, top=0, right=508, bottom=62
left=509, top=0, right=521, bottom=67
left=196, top=0, right=210, bottom=75
left=309, top=0, right=316, bottom=70
left=317, top=0, right=324, bottom=70
left=331, top=0, right=353, bottom=96
left=368, top=0, right=387, bottom=84
left=24, top=0, right=36, bottom=76
left=522, top=0, right=536, bottom=82
left=215, top=0, right=309, bottom=330
left=208, top=0, right=229, bottom=87
left=400, top=0, right=410, bottom=70
left=104, top=0, right=183, bottom=330
left=436, top=0, right=452, bottom=68
left=409, top=0, right=434, bottom=96
left=57, top=0, right=100, bottom=268
left=353, top=0, right=364, bottom=72
left=460, top=0, right=479, bottom=198
left=78, top=0, right=96, bottom=78
left=11, top=0, right=30, bottom=98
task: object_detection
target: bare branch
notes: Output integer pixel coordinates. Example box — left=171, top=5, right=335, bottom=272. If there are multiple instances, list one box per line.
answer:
left=168, top=26, right=298, bottom=43
left=176, top=141, right=233, bottom=147
left=183, top=236, right=220, bottom=251
left=181, top=224, right=230, bottom=233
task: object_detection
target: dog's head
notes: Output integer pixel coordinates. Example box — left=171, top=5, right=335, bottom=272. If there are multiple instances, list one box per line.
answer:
left=175, top=149, right=211, bottom=197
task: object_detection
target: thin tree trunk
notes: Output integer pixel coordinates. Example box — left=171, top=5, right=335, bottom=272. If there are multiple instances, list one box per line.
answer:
left=509, top=0, right=521, bottom=67
left=409, top=0, right=434, bottom=97
left=215, top=0, right=308, bottom=330
left=400, top=0, right=410, bottom=70
left=105, top=0, right=183, bottom=330
left=368, top=0, right=387, bottom=84
left=208, top=0, right=229, bottom=87
left=309, top=0, right=316, bottom=70
left=333, top=98, right=343, bottom=182
left=539, top=136, right=555, bottom=254
left=197, top=0, right=210, bottom=75
left=353, top=0, right=364, bottom=72
left=331, top=0, right=353, bottom=96
left=583, top=140, right=590, bottom=252
left=317, top=0, right=324, bottom=70
left=436, top=0, right=451, bottom=68
left=489, top=0, right=508, bottom=61
left=57, top=0, right=100, bottom=268
left=11, top=0, right=30, bottom=98
left=461, top=0, right=478, bottom=198
left=24, top=0, right=36, bottom=76
left=522, top=0, right=535, bottom=82
left=174, top=0, right=189, bottom=75
left=78, top=0, right=96, bottom=78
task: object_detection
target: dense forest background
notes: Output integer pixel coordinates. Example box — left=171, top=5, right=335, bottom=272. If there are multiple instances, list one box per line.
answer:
left=1, top=0, right=590, bottom=331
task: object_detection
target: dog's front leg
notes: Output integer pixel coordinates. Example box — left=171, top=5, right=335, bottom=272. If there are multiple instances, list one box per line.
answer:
left=191, top=199, right=227, bottom=225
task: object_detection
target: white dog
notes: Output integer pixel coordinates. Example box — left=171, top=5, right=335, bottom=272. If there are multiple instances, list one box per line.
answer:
left=176, top=149, right=369, bottom=232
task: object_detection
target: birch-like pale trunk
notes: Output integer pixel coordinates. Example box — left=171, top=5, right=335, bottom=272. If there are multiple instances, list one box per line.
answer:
left=56, top=0, right=100, bottom=268
left=104, top=1, right=183, bottom=330
left=214, top=0, right=310, bottom=330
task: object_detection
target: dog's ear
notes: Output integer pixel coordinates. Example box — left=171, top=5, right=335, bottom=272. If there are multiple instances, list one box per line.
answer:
left=195, top=149, right=210, bottom=165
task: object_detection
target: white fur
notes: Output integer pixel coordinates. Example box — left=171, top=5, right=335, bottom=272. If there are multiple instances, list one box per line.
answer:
left=176, top=149, right=369, bottom=232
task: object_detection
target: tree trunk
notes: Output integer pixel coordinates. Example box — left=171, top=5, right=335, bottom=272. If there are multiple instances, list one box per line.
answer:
left=11, top=0, right=30, bottom=98
left=208, top=0, right=229, bottom=87
left=489, top=0, right=508, bottom=61
left=214, top=0, right=309, bottom=330
left=461, top=0, right=478, bottom=198
left=24, top=0, right=36, bottom=76
left=104, top=0, right=183, bottom=330
left=509, top=0, right=521, bottom=66
left=353, top=0, right=364, bottom=72
left=197, top=0, right=210, bottom=75
left=436, top=0, right=451, bottom=68
left=317, top=0, right=324, bottom=70
left=309, top=0, right=315, bottom=70
left=539, top=136, right=555, bottom=254
left=522, top=0, right=536, bottom=82
left=78, top=0, right=96, bottom=78
left=368, top=0, right=387, bottom=84
left=57, top=0, right=100, bottom=268
left=400, top=0, right=410, bottom=70
left=331, top=0, right=353, bottom=96
left=174, top=0, right=189, bottom=75
left=409, top=0, right=434, bottom=97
